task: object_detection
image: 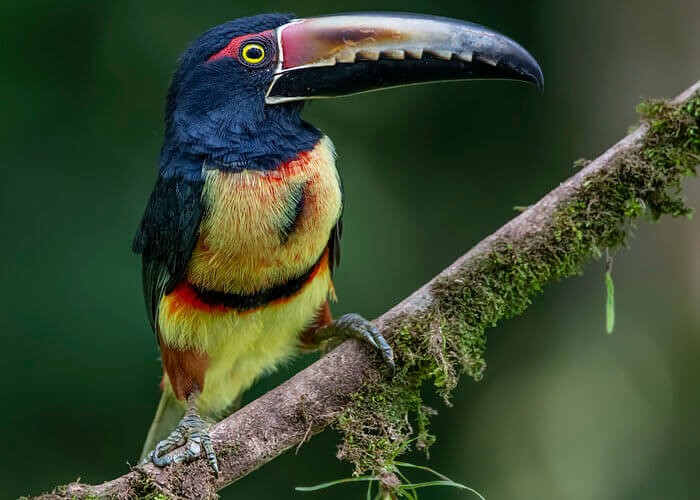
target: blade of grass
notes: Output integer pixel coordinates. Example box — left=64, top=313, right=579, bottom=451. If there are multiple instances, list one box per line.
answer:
left=296, top=476, right=376, bottom=492
left=400, top=480, right=486, bottom=499
left=395, top=462, right=450, bottom=481
left=393, top=467, right=418, bottom=500
left=394, top=462, right=486, bottom=500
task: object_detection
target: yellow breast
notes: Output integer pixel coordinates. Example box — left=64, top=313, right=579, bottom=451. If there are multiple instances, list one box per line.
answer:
left=187, top=136, right=342, bottom=294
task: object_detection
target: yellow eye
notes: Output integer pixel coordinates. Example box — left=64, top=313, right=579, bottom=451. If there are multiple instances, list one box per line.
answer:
left=241, top=43, right=266, bottom=65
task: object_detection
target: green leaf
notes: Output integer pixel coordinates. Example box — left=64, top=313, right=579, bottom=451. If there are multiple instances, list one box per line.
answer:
left=605, top=270, right=615, bottom=334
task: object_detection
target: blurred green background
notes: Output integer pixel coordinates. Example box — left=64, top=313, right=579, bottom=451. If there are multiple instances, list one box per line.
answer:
left=2, top=0, right=698, bottom=499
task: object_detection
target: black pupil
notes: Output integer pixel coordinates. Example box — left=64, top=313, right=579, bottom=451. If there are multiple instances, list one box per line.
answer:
left=247, top=46, right=263, bottom=60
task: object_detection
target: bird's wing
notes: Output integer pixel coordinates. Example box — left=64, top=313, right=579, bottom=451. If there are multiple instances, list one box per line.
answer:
left=132, top=175, right=205, bottom=331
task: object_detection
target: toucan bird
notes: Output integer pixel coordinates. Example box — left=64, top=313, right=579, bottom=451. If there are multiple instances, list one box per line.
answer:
left=133, top=12, right=543, bottom=473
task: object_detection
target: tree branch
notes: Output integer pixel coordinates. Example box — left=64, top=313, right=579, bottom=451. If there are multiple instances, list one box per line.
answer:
left=36, top=80, right=700, bottom=500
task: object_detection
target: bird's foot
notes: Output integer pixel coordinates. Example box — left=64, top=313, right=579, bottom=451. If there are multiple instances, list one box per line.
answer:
left=319, top=313, right=395, bottom=374
left=145, top=395, right=219, bottom=475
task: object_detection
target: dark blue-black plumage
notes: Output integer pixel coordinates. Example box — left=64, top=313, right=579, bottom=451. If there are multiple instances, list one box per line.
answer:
left=133, top=13, right=328, bottom=331
left=160, top=12, right=321, bottom=179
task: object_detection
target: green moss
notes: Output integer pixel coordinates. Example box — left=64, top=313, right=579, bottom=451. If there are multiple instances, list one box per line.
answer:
left=335, top=92, right=699, bottom=474
left=129, top=473, right=172, bottom=500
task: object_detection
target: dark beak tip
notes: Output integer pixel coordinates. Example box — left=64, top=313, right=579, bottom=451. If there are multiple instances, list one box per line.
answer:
left=484, top=34, right=544, bottom=93
left=497, top=59, right=544, bottom=93
left=505, top=52, right=544, bottom=92
left=529, top=59, right=545, bottom=92
left=530, top=68, right=545, bottom=93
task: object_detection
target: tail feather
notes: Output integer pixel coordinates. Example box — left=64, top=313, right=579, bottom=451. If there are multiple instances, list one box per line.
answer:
left=139, top=390, right=185, bottom=461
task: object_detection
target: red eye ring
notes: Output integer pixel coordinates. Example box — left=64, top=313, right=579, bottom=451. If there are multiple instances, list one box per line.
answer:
left=208, top=30, right=276, bottom=66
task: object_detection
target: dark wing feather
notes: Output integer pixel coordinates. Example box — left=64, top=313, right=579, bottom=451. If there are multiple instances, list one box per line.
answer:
left=327, top=177, right=344, bottom=274
left=328, top=217, right=342, bottom=274
left=132, top=175, right=205, bottom=331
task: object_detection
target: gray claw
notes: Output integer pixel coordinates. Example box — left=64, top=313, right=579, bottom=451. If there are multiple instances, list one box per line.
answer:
left=147, top=402, right=219, bottom=475
left=333, top=313, right=395, bottom=375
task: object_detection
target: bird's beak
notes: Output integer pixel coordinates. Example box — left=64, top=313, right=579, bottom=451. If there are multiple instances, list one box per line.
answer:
left=266, top=12, right=544, bottom=104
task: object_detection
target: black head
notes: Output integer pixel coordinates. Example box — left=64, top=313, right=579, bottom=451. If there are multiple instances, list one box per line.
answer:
left=160, top=13, right=320, bottom=179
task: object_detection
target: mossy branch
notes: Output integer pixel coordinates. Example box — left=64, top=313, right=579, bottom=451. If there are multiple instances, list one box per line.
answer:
left=34, top=81, right=699, bottom=500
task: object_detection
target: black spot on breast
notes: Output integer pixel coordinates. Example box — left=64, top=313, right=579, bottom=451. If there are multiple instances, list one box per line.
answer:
left=279, top=182, right=306, bottom=243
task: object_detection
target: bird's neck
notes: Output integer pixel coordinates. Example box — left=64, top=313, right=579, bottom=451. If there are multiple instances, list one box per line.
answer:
left=160, top=102, right=323, bottom=178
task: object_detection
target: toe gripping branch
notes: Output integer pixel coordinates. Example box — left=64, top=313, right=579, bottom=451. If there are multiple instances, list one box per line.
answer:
left=147, top=393, right=219, bottom=475
left=313, top=313, right=395, bottom=374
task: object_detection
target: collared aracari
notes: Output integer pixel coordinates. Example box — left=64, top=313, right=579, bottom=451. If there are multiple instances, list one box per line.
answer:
left=133, top=12, right=543, bottom=473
